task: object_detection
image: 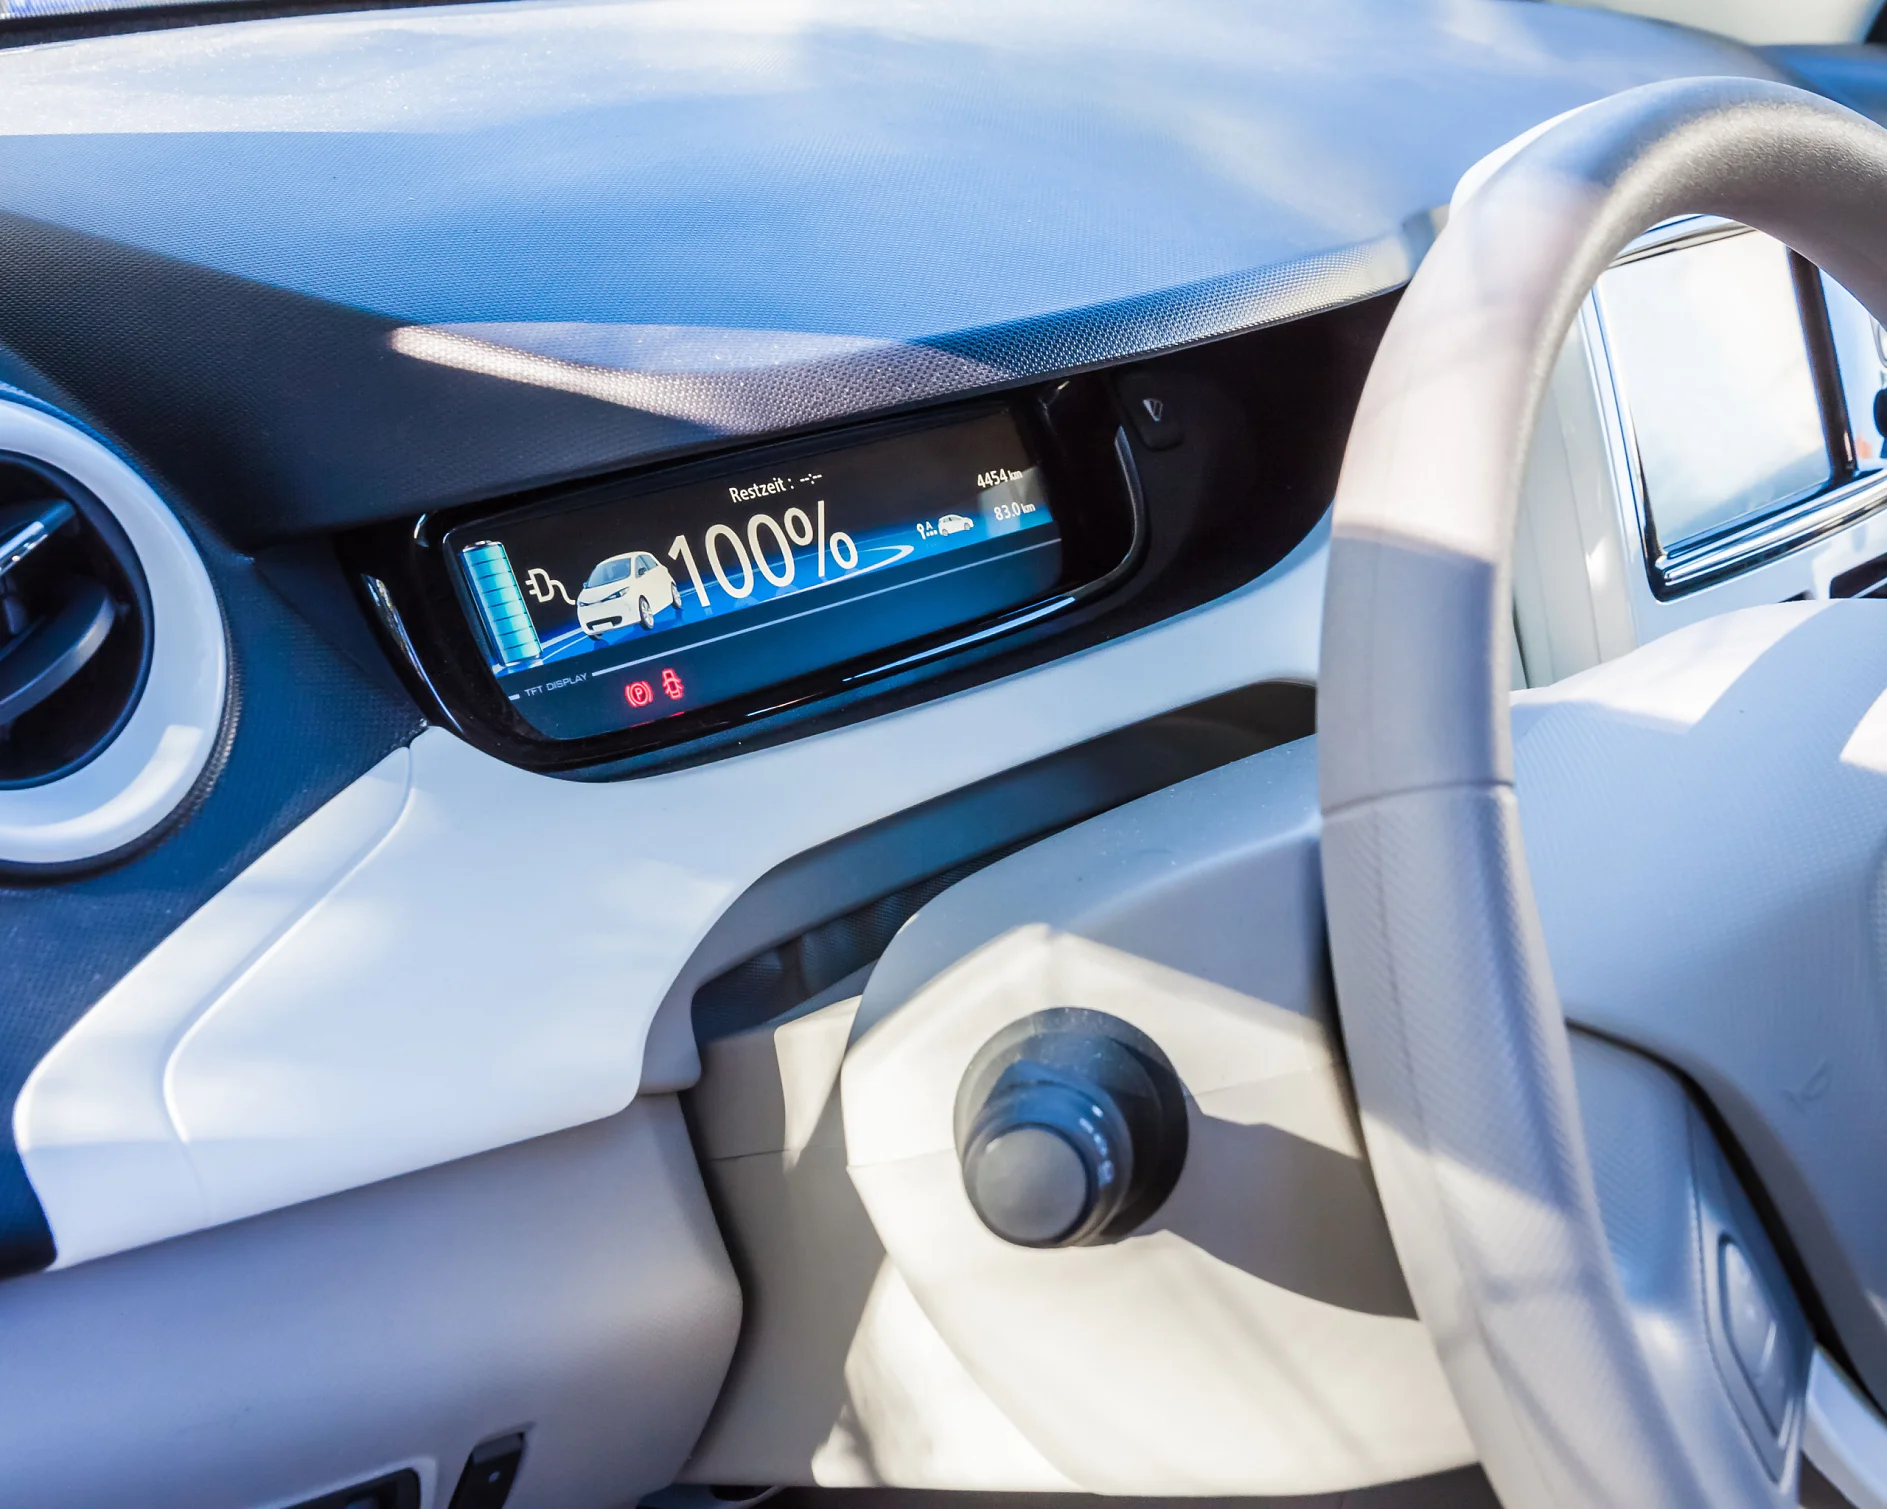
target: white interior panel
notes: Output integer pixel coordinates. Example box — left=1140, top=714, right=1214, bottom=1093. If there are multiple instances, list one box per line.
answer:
left=17, top=522, right=1327, bottom=1266
left=0, top=1095, right=740, bottom=1509
left=16, top=746, right=413, bottom=1266
left=686, top=993, right=1079, bottom=1490
left=842, top=926, right=1473, bottom=1495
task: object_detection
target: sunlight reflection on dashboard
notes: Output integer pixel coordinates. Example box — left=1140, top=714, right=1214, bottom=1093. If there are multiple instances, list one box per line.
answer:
left=388, top=323, right=1004, bottom=429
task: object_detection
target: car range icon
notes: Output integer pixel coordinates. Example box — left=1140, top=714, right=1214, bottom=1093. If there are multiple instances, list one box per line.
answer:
left=936, top=513, right=975, bottom=536
left=577, top=551, right=682, bottom=636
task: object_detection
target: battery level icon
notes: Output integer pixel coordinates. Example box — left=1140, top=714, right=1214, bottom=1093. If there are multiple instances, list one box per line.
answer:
left=460, top=540, right=542, bottom=668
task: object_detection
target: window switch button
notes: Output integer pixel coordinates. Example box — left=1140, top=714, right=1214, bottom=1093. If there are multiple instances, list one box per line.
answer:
left=1114, top=372, right=1184, bottom=450
left=448, top=1433, right=526, bottom=1509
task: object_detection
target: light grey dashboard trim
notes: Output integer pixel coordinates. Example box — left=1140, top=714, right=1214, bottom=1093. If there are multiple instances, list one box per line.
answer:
left=0, top=1094, right=739, bottom=1509
left=836, top=736, right=1473, bottom=1494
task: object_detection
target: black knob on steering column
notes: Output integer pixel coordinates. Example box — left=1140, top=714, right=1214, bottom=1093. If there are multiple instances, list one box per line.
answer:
left=956, top=1009, right=1188, bottom=1249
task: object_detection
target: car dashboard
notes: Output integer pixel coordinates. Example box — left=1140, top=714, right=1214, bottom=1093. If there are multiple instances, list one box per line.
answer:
left=3, top=3, right=1887, bottom=1507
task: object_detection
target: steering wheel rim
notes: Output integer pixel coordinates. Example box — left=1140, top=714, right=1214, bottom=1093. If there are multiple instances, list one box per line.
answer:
left=1318, top=76, right=1887, bottom=1509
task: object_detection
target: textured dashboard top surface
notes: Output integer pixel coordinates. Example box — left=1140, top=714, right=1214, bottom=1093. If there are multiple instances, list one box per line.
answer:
left=0, top=0, right=1770, bottom=544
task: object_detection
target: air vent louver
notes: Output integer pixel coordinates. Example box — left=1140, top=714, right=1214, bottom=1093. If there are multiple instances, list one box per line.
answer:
left=0, top=457, right=151, bottom=788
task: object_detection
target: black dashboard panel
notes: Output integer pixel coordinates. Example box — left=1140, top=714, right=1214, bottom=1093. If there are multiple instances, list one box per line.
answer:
left=351, top=384, right=1140, bottom=767
left=348, top=295, right=1396, bottom=775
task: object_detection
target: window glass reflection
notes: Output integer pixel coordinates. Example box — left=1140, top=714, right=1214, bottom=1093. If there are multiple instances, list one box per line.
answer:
left=1598, top=231, right=1829, bottom=548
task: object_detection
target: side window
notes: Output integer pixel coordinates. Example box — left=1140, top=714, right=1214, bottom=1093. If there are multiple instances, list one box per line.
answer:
left=633, top=554, right=653, bottom=577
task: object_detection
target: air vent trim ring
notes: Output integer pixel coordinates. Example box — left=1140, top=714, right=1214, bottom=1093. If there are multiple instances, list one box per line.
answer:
left=0, top=397, right=226, bottom=868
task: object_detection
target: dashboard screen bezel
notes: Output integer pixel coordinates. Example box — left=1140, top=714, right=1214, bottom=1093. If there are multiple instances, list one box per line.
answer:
left=444, top=409, right=1067, bottom=744
left=347, top=381, right=1144, bottom=773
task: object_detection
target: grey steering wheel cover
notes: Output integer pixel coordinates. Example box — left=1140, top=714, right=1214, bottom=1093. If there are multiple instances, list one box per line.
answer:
left=1318, top=78, right=1887, bottom=1508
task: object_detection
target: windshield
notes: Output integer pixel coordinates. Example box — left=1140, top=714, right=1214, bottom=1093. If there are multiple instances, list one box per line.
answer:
left=0, top=0, right=518, bottom=32
left=2, top=0, right=194, bottom=16
left=585, top=557, right=632, bottom=588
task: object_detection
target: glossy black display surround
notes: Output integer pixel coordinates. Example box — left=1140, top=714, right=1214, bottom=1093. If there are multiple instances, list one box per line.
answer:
left=347, top=381, right=1142, bottom=773
left=345, top=297, right=1396, bottom=778
left=445, top=409, right=1066, bottom=744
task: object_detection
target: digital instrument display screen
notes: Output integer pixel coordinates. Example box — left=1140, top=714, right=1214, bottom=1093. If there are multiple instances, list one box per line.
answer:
left=447, top=411, right=1063, bottom=741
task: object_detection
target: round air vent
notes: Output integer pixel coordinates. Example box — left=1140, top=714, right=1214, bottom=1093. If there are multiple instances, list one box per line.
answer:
left=0, top=397, right=226, bottom=870
left=0, top=460, right=151, bottom=785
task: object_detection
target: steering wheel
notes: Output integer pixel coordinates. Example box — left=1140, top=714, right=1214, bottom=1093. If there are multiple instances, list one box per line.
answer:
left=1320, top=76, right=1887, bottom=1509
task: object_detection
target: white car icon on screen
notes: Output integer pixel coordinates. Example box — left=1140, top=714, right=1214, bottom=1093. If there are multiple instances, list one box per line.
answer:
left=936, top=513, right=975, bottom=536
left=576, top=551, right=682, bottom=636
